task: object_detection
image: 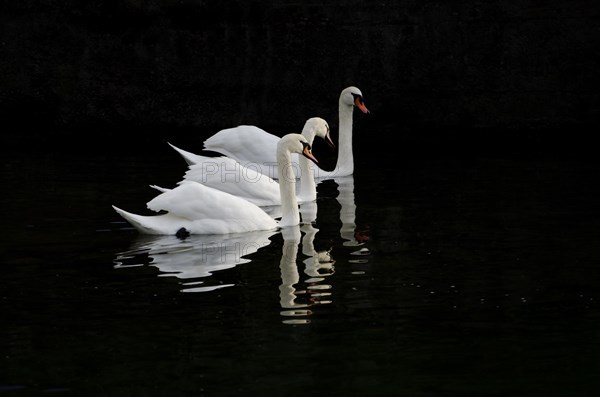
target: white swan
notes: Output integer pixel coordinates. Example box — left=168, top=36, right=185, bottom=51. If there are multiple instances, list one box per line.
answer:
left=170, top=117, right=330, bottom=206
left=170, top=86, right=368, bottom=179
left=112, top=134, right=319, bottom=235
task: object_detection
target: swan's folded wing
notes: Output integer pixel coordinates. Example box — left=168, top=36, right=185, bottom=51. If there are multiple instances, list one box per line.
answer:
left=182, top=157, right=281, bottom=206
left=202, top=125, right=280, bottom=169
left=167, top=142, right=205, bottom=165
left=182, top=156, right=241, bottom=183
left=146, top=181, right=274, bottom=222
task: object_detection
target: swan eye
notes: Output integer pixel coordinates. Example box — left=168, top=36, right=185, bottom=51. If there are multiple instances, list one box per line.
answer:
left=351, top=93, right=364, bottom=105
left=350, top=92, right=369, bottom=114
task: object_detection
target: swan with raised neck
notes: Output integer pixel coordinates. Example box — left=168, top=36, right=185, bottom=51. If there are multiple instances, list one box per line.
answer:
left=112, top=134, right=318, bottom=235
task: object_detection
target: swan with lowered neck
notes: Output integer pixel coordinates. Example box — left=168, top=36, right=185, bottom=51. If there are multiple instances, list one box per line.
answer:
left=169, top=86, right=368, bottom=179
left=112, top=134, right=319, bottom=235
left=169, top=117, right=331, bottom=206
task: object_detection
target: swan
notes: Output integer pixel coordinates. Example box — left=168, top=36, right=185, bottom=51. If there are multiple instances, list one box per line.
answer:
left=112, top=134, right=319, bottom=235
left=170, top=117, right=330, bottom=206
left=169, top=86, right=369, bottom=179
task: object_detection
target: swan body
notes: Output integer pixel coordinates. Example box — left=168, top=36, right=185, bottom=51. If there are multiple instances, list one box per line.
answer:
left=177, top=154, right=280, bottom=207
left=170, top=86, right=368, bottom=179
left=112, top=134, right=318, bottom=235
left=113, top=181, right=277, bottom=235
left=174, top=117, right=330, bottom=206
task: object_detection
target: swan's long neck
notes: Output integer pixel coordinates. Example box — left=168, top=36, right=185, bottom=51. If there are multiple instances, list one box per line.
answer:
left=297, top=125, right=317, bottom=201
left=336, top=102, right=354, bottom=175
left=278, top=149, right=300, bottom=227
left=297, top=155, right=316, bottom=202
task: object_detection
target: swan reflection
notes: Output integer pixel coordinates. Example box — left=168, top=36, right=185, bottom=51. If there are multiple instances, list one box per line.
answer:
left=113, top=230, right=276, bottom=293
left=276, top=201, right=336, bottom=324
left=278, top=222, right=335, bottom=325
left=300, top=201, right=335, bottom=283
left=327, top=175, right=365, bottom=246
left=316, top=175, right=370, bottom=248
left=112, top=175, right=367, bottom=323
left=279, top=226, right=309, bottom=313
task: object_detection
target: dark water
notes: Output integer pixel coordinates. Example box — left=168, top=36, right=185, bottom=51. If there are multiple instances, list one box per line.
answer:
left=2, top=136, right=600, bottom=396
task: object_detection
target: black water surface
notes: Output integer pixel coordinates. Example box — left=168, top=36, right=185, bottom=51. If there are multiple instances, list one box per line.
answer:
left=1, top=131, right=600, bottom=397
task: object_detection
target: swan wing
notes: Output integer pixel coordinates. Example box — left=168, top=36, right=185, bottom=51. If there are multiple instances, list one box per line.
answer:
left=167, top=142, right=206, bottom=166
left=146, top=181, right=278, bottom=233
left=203, top=125, right=280, bottom=175
left=181, top=156, right=281, bottom=206
left=149, top=185, right=171, bottom=193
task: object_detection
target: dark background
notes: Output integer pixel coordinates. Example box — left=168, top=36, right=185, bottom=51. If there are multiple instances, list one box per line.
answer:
left=2, top=4, right=600, bottom=395
left=1, top=0, right=598, bottom=159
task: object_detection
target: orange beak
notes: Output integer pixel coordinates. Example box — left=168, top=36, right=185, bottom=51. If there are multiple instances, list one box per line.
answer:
left=354, top=96, right=370, bottom=114
left=302, top=144, right=319, bottom=164
left=325, top=132, right=336, bottom=149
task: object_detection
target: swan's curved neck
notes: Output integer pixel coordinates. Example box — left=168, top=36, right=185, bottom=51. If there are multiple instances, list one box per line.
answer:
left=278, top=150, right=300, bottom=227
left=298, top=124, right=317, bottom=201
left=297, top=156, right=316, bottom=202
left=336, top=102, right=354, bottom=175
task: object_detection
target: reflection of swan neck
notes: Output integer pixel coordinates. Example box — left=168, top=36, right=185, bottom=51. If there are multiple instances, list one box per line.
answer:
left=300, top=223, right=321, bottom=278
left=300, top=223, right=317, bottom=257
left=277, top=149, right=300, bottom=227
left=336, top=176, right=361, bottom=246
left=336, top=101, right=354, bottom=175
left=279, top=227, right=302, bottom=309
left=279, top=243, right=300, bottom=308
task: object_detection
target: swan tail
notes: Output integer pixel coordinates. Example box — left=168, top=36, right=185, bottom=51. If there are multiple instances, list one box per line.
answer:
left=112, top=205, right=189, bottom=235
left=112, top=205, right=159, bottom=234
left=167, top=142, right=202, bottom=166
left=149, top=185, right=170, bottom=193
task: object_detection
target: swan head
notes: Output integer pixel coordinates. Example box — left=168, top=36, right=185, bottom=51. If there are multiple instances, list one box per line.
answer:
left=303, top=117, right=334, bottom=149
left=278, top=133, right=319, bottom=165
left=340, top=86, right=370, bottom=114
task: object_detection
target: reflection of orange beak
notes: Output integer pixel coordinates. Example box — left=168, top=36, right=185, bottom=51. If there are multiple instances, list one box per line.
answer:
left=302, top=145, right=319, bottom=164
left=354, top=97, right=370, bottom=114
